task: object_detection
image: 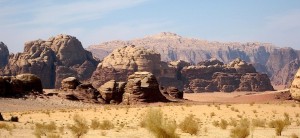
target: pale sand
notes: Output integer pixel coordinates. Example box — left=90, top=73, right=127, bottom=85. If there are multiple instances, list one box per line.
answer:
left=0, top=90, right=299, bottom=138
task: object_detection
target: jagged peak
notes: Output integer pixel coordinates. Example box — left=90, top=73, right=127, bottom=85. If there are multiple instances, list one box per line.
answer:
left=146, top=32, right=182, bottom=39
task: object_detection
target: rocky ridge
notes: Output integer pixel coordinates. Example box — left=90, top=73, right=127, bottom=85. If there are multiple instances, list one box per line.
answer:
left=88, top=32, right=300, bottom=86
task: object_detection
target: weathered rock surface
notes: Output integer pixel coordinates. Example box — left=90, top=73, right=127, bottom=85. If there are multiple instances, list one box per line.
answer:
left=1, top=34, right=99, bottom=88
left=61, top=77, right=81, bottom=90
left=182, top=58, right=274, bottom=92
left=57, top=77, right=101, bottom=103
left=0, top=74, right=43, bottom=97
left=122, top=72, right=168, bottom=105
left=97, top=80, right=126, bottom=103
left=0, top=42, right=9, bottom=68
left=88, top=32, right=300, bottom=86
left=290, top=68, right=300, bottom=101
left=91, top=45, right=183, bottom=89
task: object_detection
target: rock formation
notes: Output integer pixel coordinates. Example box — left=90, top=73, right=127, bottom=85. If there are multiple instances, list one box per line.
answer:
left=0, top=34, right=99, bottom=88
left=0, top=74, right=43, bottom=97
left=88, top=32, right=300, bottom=86
left=290, top=68, right=300, bottom=101
left=122, top=72, right=168, bottom=105
left=91, top=45, right=182, bottom=89
left=57, top=77, right=102, bottom=103
left=0, top=42, right=9, bottom=68
left=182, top=58, right=274, bottom=92
left=97, top=80, right=126, bottom=104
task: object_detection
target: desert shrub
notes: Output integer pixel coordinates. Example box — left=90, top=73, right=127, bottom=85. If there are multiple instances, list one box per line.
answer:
left=284, top=113, right=292, bottom=126
left=0, top=123, right=12, bottom=131
left=46, top=133, right=61, bottom=138
left=230, top=119, right=250, bottom=138
left=296, top=120, right=300, bottom=126
left=229, top=118, right=237, bottom=127
left=212, top=120, right=219, bottom=127
left=290, top=133, right=299, bottom=138
left=179, top=114, right=199, bottom=135
left=68, top=114, right=89, bottom=138
left=99, top=120, right=114, bottom=130
left=34, top=121, right=57, bottom=138
left=210, top=112, right=215, bottom=117
left=142, top=108, right=179, bottom=138
left=219, top=119, right=228, bottom=129
left=230, top=126, right=249, bottom=138
left=90, top=118, right=101, bottom=129
left=268, top=119, right=286, bottom=136
left=252, top=118, right=266, bottom=128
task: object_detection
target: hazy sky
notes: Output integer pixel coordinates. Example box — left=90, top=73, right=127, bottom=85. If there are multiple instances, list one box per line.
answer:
left=1, top=0, right=300, bottom=53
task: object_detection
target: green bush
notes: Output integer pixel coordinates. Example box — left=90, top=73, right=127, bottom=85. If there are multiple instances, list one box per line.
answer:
left=179, top=114, right=199, bottom=135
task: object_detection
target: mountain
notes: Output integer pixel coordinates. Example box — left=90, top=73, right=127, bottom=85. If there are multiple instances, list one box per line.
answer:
left=87, top=32, right=300, bottom=86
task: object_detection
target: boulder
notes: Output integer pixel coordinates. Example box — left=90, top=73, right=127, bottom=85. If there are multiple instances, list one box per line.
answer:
left=0, top=74, right=43, bottom=97
left=122, top=72, right=168, bottom=104
left=290, top=68, right=300, bottom=101
left=61, top=77, right=80, bottom=90
left=57, top=81, right=101, bottom=103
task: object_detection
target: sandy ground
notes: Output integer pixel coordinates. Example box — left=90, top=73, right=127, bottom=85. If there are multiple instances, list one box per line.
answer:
left=0, top=89, right=299, bottom=138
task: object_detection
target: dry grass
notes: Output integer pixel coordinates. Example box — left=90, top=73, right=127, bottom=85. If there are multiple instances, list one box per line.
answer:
left=219, top=119, right=228, bottom=129
left=33, top=121, right=57, bottom=138
left=268, top=119, right=286, bottom=136
left=99, top=120, right=114, bottom=130
left=68, top=114, right=89, bottom=138
left=179, top=114, right=200, bottom=135
left=230, top=118, right=250, bottom=138
left=142, top=108, right=179, bottom=138
left=0, top=122, right=12, bottom=131
left=252, top=118, right=266, bottom=128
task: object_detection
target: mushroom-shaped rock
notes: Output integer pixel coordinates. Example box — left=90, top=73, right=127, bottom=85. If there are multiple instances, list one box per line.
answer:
left=122, top=72, right=168, bottom=105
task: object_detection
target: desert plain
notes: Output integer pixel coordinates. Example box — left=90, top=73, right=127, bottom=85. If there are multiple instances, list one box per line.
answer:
left=0, top=88, right=299, bottom=138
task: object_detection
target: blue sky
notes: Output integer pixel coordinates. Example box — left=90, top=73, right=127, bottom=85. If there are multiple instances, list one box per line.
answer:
left=1, top=0, right=300, bottom=53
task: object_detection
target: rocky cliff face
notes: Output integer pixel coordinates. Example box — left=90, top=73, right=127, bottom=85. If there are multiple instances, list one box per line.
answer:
left=88, top=32, right=300, bottom=86
left=0, top=42, right=9, bottom=68
left=1, top=34, right=98, bottom=88
left=182, top=58, right=274, bottom=92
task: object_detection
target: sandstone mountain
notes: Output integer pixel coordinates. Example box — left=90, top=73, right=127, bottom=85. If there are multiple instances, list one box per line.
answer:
left=0, top=42, right=9, bottom=68
left=87, top=32, right=300, bottom=86
left=0, top=34, right=99, bottom=88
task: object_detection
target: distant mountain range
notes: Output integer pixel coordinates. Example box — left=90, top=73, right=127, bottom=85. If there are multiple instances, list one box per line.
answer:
left=87, top=32, right=300, bottom=86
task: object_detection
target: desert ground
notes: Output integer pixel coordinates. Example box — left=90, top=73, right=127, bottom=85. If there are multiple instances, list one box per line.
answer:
left=0, top=89, right=300, bottom=138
